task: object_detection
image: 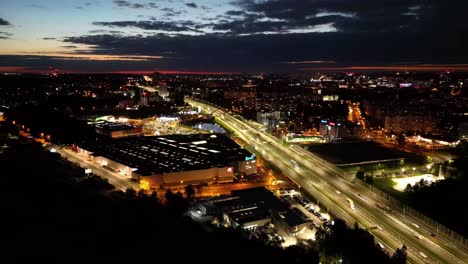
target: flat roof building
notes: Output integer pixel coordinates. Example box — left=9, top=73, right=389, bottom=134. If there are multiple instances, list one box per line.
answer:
left=94, top=121, right=143, bottom=138
left=198, top=187, right=288, bottom=230
left=74, top=134, right=256, bottom=188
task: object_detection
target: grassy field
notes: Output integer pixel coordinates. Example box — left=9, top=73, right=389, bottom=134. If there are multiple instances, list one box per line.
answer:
left=307, top=141, right=425, bottom=165
left=372, top=177, right=409, bottom=201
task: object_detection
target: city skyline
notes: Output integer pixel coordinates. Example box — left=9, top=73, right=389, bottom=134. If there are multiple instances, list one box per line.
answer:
left=1, top=0, right=468, bottom=73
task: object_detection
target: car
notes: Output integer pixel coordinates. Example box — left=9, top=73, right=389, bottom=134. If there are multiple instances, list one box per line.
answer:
left=415, top=234, right=423, bottom=240
left=430, top=233, right=437, bottom=237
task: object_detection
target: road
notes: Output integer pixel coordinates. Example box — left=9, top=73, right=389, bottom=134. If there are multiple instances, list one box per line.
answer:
left=55, top=146, right=139, bottom=191
left=186, top=97, right=468, bottom=264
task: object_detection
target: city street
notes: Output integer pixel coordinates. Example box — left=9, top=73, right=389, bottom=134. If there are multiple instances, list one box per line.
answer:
left=187, top=97, right=468, bottom=264
left=55, top=146, right=140, bottom=191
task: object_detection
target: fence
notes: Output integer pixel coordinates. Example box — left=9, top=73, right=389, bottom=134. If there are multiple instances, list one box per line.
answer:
left=357, top=179, right=468, bottom=249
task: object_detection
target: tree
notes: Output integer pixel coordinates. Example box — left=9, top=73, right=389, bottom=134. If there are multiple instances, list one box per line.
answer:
left=184, top=184, right=195, bottom=200
left=365, top=175, right=374, bottom=184
left=354, top=221, right=360, bottom=230
left=397, top=134, right=406, bottom=146
left=404, top=183, right=413, bottom=193
left=150, top=191, right=158, bottom=201
left=137, top=188, right=147, bottom=198
left=165, top=189, right=173, bottom=201
left=356, top=170, right=365, bottom=180
left=391, top=244, right=407, bottom=264
left=125, top=188, right=137, bottom=199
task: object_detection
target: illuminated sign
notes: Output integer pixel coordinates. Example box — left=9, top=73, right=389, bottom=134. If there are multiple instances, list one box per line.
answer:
left=227, top=167, right=233, bottom=172
left=159, top=116, right=179, bottom=121
left=245, top=154, right=256, bottom=161
left=321, top=120, right=328, bottom=124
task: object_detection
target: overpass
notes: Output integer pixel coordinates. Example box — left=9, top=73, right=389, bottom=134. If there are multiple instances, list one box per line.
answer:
left=185, top=97, right=468, bottom=264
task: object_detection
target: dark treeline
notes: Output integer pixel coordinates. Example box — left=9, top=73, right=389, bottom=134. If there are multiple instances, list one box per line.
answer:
left=405, top=157, right=468, bottom=237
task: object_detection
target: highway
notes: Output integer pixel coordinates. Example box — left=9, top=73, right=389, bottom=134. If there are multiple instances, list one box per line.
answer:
left=186, top=97, right=468, bottom=264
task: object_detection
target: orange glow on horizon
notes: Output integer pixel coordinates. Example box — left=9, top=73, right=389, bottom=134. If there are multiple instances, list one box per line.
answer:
left=112, top=70, right=242, bottom=75
left=0, top=52, right=163, bottom=61
left=0, top=66, right=241, bottom=75
left=300, top=65, right=468, bottom=72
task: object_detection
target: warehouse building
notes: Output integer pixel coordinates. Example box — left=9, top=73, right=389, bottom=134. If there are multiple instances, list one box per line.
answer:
left=73, top=134, right=256, bottom=188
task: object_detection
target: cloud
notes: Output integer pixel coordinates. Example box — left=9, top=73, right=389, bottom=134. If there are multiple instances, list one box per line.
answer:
left=185, top=2, right=198, bottom=8
left=29, top=4, right=46, bottom=9
left=0, top=18, right=11, bottom=26
left=4, top=0, right=468, bottom=73
left=89, top=29, right=124, bottom=34
left=284, top=60, right=335, bottom=64
left=92, top=20, right=201, bottom=32
left=231, top=0, right=424, bottom=33
left=42, top=37, right=56, bottom=40
left=113, top=0, right=155, bottom=9
left=148, top=3, right=158, bottom=8
left=60, top=21, right=468, bottom=72
left=76, top=2, right=93, bottom=9
left=225, top=10, right=245, bottom=16
left=61, top=45, right=78, bottom=49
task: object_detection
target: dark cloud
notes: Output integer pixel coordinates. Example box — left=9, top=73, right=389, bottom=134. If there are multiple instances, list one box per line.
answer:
left=89, top=29, right=123, bottom=34
left=148, top=3, right=158, bottom=8
left=231, top=0, right=435, bottom=34
left=5, top=0, right=468, bottom=72
left=0, top=18, right=11, bottom=26
left=225, top=10, right=245, bottom=16
left=0, top=31, right=12, bottom=39
left=29, top=4, right=46, bottom=9
left=185, top=2, right=198, bottom=8
left=42, top=37, right=56, bottom=40
left=76, top=2, right=93, bottom=9
left=92, top=21, right=201, bottom=32
left=60, top=27, right=468, bottom=72
left=61, top=45, right=78, bottom=49
left=113, top=0, right=153, bottom=9
left=160, top=7, right=185, bottom=17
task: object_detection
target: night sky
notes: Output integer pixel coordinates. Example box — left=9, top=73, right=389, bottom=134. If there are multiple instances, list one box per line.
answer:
left=0, top=0, right=467, bottom=73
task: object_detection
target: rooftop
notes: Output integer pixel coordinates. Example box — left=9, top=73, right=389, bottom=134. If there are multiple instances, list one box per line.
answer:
left=95, top=121, right=139, bottom=132
left=281, top=208, right=308, bottom=227
left=78, top=134, right=252, bottom=175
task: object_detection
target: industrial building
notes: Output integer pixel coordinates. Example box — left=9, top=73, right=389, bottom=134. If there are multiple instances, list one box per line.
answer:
left=197, top=187, right=288, bottom=230
left=73, top=134, right=257, bottom=188
left=275, top=208, right=309, bottom=236
left=95, top=121, right=143, bottom=138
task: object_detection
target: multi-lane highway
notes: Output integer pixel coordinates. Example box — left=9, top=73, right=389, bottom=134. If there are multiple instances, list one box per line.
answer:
left=186, top=97, right=468, bottom=264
